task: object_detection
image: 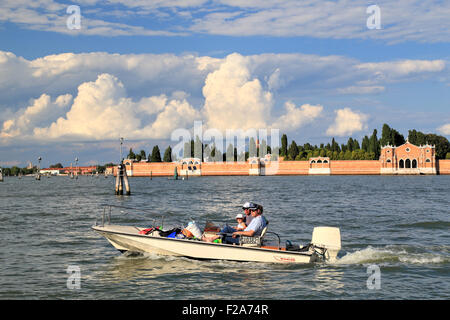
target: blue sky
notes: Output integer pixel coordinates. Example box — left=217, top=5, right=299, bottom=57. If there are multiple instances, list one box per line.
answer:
left=0, top=0, right=449, bottom=167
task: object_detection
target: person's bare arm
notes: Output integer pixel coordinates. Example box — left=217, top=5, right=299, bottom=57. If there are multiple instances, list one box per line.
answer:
left=232, top=229, right=255, bottom=237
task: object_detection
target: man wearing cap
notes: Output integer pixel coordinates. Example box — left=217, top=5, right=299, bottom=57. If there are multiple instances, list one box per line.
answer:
left=223, top=204, right=267, bottom=245
left=242, top=201, right=255, bottom=225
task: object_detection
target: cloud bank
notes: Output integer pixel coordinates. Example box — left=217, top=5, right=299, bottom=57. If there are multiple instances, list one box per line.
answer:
left=0, top=50, right=448, bottom=146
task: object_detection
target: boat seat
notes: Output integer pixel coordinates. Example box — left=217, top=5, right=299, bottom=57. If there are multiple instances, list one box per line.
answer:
left=239, top=221, right=269, bottom=247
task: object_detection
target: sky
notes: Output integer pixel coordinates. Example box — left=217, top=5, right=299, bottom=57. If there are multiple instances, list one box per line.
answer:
left=0, top=0, right=449, bottom=168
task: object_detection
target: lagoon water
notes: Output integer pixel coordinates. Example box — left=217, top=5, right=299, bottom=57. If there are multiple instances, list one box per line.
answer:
left=0, top=175, right=449, bottom=299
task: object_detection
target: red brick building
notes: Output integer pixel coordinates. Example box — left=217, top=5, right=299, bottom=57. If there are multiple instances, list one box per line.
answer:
left=380, top=141, right=436, bottom=175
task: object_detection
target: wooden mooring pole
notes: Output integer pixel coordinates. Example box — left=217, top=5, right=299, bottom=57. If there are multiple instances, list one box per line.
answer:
left=115, top=163, right=130, bottom=195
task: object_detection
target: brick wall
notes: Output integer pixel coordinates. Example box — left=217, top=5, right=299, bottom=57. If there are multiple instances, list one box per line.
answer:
left=330, top=160, right=380, bottom=175
left=201, top=162, right=250, bottom=176
left=114, top=159, right=449, bottom=176
left=274, top=161, right=309, bottom=175
left=437, top=159, right=450, bottom=175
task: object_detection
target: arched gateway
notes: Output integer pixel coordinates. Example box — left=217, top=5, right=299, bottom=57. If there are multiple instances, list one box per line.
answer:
left=380, top=141, right=436, bottom=175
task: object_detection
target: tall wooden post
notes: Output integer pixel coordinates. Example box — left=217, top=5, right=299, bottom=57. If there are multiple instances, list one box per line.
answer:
left=115, top=138, right=130, bottom=195
left=36, top=157, right=41, bottom=180
left=123, top=164, right=130, bottom=195
left=115, top=163, right=130, bottom=195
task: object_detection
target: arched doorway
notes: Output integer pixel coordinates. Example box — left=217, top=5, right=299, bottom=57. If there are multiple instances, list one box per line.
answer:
left=412, top=159, right=417, bottom=168
left=399, top=159, right=404, bottom=168
left=405, top=159, right=411, bottom=168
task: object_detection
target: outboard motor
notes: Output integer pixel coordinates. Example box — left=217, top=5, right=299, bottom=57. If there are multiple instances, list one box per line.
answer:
left=311, top=227, right=341, bottom=261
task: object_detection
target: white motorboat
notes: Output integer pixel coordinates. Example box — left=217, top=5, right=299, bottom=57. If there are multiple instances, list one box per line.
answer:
left=92, top=206, right=341, bottom=264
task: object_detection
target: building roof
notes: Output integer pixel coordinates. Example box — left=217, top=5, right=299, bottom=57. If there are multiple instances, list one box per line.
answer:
left=381, top=141, right=434, bottom=149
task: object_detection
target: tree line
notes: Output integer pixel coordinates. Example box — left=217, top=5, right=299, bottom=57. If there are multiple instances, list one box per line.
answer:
left=280, top=123, right=450, bottom=161
left=127, top=137, right=274, bottom=164
left=127, top=146, right=172, bottom=163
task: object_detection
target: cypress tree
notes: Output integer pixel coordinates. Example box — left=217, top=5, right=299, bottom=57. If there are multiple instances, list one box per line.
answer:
left=226, top=143, right=234, bottom=162
left=163, top=146, right=172, bottom=162
left=288, top=141, right=299, bottom=160
left=369, top=129, right=380, bottom=159
left=347, top=137, right=354, bottom=152
left=127, top=148, right=136, bottom=160
left=249, top=138, right=257, bottom=158
left=151, top=146, right=162, bottom=162
left=281, top=134, right=288, bottom=157
left=380, top=124, right=391, bottom=147
left=362, top=135, right=370, bottom=152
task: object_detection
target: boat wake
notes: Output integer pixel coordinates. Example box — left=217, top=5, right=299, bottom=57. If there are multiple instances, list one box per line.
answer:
left=333, top=245, right=449, bottom=266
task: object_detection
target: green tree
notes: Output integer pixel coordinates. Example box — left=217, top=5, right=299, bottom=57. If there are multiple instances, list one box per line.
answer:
left=281, top=134, right=288, bottom=157
left=369, top=129, right=380, bottom=158
left=347, top=137, right=354, bottom=152
left=331, top=138, right=340, bottom=153
left=380, top=123, right=392, bottom=147
left=344, top=150, right=352, bottom=160
left=226, top=143, right=234, bottom=162
left=361, top=135, right=370, bottom=152
left=50, top=163, right=63, bottom=168
left=183, top=141, right=191, bottom=159
left=424, top=134, right=450, bottom=159
left=194, top=136, right=203, bottom=161
left=163, top=146, right=172, bottom=162
left=353, top=139, right=361, bottom=151
left=259, top=139, right=268, bottom=157
left=288, top=141, right=299, bottom=160
left=127, top=148, right=136, bottom=160
left=249, top=137, right=257, bottom=158
left=391, top=129, right=405, bottom=146
left=139, top=150, right=146, bottom=161
left=319, top=149, right=326, bottom=157
left=150, top=146, right=162, bottom=162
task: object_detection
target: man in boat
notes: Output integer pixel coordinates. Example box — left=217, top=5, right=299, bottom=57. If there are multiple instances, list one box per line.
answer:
left=220, top=202, right=257, bottom=235
left=222, top=204, right=267, bottom=245
left=242, top=201, right=255, bottom=225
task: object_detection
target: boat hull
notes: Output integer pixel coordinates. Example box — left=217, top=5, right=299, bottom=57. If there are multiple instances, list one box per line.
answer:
left=92, top=225, right=316, bottom=264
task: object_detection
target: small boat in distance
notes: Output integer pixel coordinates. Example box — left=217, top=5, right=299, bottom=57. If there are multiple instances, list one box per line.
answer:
left=92, top=205, right=341, bottom=264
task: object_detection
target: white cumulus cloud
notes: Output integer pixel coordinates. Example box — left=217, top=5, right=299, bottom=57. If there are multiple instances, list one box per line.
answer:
left=437, top=123, right=450, bottom=135
left=272, top=102, right=323, bottom=131
left=326, top=108, right=369, bottom=137
left=2, top=74, right=200, bottom=142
